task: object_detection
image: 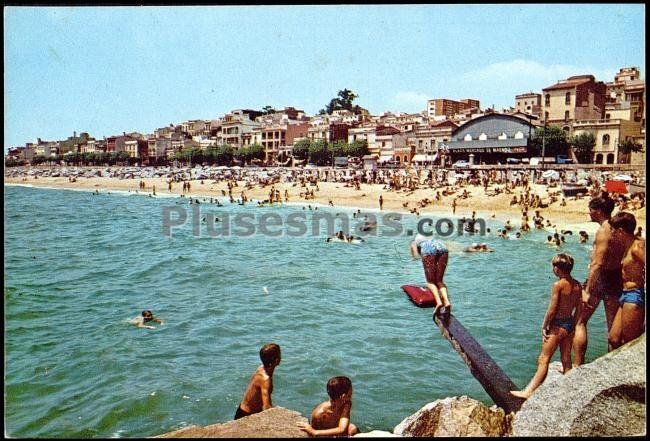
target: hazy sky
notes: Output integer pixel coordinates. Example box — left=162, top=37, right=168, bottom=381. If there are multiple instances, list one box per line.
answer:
left=4, top=4, right=645, bottom=151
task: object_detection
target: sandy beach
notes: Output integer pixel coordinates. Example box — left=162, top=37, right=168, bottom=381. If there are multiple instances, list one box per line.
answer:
left=5, top=171, right=644, bottom=235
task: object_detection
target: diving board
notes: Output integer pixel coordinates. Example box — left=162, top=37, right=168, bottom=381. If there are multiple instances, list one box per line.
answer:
left=433, top=312, right=525, bottom=414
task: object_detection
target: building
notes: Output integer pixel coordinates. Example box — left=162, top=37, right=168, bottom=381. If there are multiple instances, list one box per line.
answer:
left=514, top=92, right=542, bottom=117
left=411, top=120, right=458, bottom=165
left=542, top=75, right=606, bottom=131
left=445, top=113, right=535, bottom=164
left=427, top=98, right=480, bottom=120
left=217, top=110, right=263, bottom=148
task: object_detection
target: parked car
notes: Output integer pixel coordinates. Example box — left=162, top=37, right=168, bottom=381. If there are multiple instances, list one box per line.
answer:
left=555, top=155, right=574, bottom=164
left=452, top=160, right=470, bottom=168
left=506, top=157, right=521, bottom=164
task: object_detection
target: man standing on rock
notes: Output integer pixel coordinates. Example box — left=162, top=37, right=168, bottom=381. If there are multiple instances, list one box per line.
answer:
left=572, top=194, right=627, bottom=366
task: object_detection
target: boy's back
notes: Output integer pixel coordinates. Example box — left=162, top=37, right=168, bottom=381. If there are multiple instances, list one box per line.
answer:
left=554, top=277, right=581, bottom=319
left=239, top=365, right=273, bottom=414
left=235, top=343, right=280, bottom=420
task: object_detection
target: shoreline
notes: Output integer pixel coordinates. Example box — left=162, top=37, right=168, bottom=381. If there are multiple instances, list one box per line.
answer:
left=6, top=174, right=644, bottom=236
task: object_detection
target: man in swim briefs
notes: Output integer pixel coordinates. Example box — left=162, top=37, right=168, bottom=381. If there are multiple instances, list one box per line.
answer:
left=572, top=194, right=628, bottom=366
left=607, top=212, right=645, bottom=350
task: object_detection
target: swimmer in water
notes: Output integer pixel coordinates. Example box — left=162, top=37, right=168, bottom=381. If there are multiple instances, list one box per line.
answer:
left=129, top=310, right=164, bottom=329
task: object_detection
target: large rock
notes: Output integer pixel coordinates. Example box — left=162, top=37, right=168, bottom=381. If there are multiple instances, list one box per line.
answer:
left=513, top=334, right=646, bottom=436
left=153, top=406, right=309, bottom=438
left=393, top=395, right=512, bottom=437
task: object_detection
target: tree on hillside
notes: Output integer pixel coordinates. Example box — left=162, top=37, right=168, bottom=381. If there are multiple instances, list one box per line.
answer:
left=261, top=106, right=276, bottom=115
left=319, top=89, right=362, bottom=115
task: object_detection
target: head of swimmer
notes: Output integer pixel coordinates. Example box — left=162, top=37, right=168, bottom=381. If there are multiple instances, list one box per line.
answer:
left=142, top=310, right=154, bottom=322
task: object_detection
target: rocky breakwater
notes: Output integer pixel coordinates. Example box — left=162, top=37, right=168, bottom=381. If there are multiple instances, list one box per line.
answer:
left=512, top=333, right=646, bottom=436
left=153, top=334, right=645, bottom=437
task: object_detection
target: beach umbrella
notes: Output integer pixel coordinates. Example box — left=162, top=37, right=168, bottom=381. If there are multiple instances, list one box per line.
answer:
left=542, top=170, right=559, bottom=179
left=613, top=174, right=633, bottom=182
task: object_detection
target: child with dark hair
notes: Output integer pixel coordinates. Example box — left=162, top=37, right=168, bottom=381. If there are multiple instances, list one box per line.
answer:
left=297, top=376, right=359, bottom=437
left=234, top=343, right=281, bottom=419
left=511, top=253, right=582, bottom=399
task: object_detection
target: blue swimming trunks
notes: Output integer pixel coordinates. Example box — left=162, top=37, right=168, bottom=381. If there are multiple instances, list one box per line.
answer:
left=550, top=316, right=574, bottom=333
left=619, top=288, right=645, bottom=307
left=419, top=240, right=449, bottom=257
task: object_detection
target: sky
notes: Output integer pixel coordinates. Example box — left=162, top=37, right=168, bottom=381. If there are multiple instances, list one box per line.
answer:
left=3, top=4, right=646, bottom=152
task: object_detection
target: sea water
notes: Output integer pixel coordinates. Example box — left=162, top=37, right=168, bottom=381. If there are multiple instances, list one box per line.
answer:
left=4, top=185, right=606, bottom=437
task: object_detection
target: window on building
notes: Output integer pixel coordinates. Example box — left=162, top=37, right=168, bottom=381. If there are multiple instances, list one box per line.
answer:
left=544, top=111, right=549, bottom=121
left=464, top=134, right=473, bottom=141
left=545, top=94, right=550, bottom=106
left=565, top=92, right=571, bottom=105
left=478, top=133, right=487, bottom=141
left=602, top=134, right=610, bottom=146
left=514, top=131, right=524, bottom=139
left=605, top=113, right=610, bottom=120
left=606, top=153, right=615, bottom=164
left=498, top=132, right=507, bottom=140
left=564, top=111, right=570, bottom=121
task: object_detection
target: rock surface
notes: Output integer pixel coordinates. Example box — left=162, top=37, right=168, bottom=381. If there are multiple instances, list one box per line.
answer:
left=153, top=407, right=309, bottom=438
left=393, top=395, right=512, bottom=437
left=512, top=333, right=646, bottom=436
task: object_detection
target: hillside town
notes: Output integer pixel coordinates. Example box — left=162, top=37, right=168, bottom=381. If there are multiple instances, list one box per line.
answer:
left=5, top=66, right=645, bottom=169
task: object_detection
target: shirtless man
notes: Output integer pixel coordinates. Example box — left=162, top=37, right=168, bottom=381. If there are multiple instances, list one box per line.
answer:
left=234, top=343, right=281, bottom=419
left=607, top=212, right=646, bottom=349
left=572, top=194, right=627, bottom=366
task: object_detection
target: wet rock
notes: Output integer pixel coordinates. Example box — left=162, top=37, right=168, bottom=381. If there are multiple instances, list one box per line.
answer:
left=513, top=334, right=646, bottom=436
left=393, top=395, right=512, bottom=437
left=153, top=406, right=309, bottom=438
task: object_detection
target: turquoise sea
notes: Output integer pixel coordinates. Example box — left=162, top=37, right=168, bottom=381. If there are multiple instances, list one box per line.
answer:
left=4, top=184, right=607, bottom=437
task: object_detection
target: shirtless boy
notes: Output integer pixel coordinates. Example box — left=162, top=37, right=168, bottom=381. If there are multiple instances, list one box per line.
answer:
left=234, top=343, right=281, bottom=419
left=607, top=212, right=646, bottom=349
left=297, top=376, right=359, bottom=437
left=511, top=253, right=582, bottom=399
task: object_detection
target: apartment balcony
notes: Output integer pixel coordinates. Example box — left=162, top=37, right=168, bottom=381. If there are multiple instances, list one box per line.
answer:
left=573, top=119, right=623, bottom=127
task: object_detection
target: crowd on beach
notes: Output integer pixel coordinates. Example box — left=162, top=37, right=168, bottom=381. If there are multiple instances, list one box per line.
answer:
left=5, top=164, right=646, bottom=221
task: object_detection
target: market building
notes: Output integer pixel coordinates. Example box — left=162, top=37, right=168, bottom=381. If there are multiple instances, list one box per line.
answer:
left=444, top=113, right=535, bottom=164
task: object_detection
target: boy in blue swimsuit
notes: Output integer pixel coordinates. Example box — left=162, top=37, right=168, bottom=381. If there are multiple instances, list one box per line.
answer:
left=511, top=253, right=582, bottom=399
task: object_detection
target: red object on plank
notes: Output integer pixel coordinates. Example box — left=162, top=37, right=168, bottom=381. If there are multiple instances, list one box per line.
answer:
left=401, top=284, right=439, bottom=308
